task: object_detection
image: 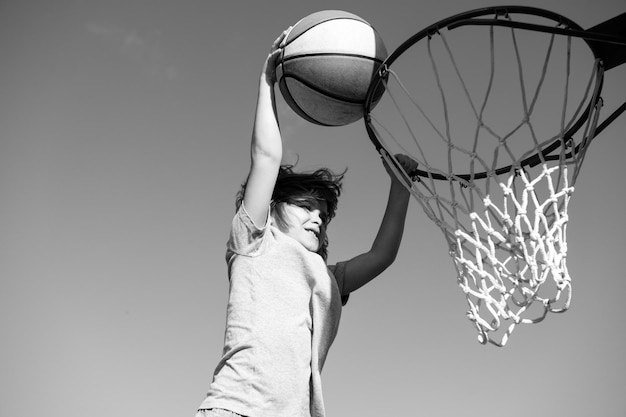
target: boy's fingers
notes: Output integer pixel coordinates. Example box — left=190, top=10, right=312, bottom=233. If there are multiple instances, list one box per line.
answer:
left=276, top=26, right=292, bottom=47
left=270, top=27, right=290, bottom=53
left=389, top=153, right=419, bottom=182
left=380, top=152, right=420, bottom=181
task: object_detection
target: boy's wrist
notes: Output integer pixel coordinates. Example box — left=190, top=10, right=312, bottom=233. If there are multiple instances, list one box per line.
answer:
left=258, top=77, right=275, bottom=96
left=390, top=179, right=410, bottom=196
left=260, top=72, right=272, bottom=84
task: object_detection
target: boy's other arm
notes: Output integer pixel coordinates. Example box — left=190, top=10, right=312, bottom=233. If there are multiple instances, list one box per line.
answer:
left=342, top=155, right=416, bottom=294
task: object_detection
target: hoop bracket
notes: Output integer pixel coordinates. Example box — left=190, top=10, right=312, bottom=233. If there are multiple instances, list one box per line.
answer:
left=586, top=12, right=626, bottom=70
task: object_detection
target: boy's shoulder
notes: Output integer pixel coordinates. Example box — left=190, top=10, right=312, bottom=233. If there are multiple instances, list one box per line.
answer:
left=227, top=204, right=272, bottom=259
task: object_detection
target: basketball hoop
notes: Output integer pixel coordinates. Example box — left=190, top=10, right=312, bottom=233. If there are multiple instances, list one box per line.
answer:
left=364, top=6, right=626, bottom=346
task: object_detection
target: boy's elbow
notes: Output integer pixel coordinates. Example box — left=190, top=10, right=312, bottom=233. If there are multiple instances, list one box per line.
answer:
left=251, top=145, right=282, bottom=166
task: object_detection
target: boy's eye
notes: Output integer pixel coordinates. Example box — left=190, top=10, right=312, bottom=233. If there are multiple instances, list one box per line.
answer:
left=294, top=202, right=311, bottom=210
left=294, top=200, right=313, bottom=209
left=291, top=200, right=329, bottom=223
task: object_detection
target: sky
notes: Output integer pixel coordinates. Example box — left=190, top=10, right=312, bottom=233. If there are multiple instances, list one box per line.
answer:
left=1, top=1, right=624, bottom=416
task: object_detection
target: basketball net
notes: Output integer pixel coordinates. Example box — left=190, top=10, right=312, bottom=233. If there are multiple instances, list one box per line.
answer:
left=367, top=13, right=605, bottom=346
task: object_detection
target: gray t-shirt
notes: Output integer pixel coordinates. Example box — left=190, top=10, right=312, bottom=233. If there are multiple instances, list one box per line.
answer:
left=199, top=205, right=348, bottom=417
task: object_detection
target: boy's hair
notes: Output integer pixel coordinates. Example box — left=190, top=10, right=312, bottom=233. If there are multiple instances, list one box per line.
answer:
left=236, top=165, right=345, bottom=260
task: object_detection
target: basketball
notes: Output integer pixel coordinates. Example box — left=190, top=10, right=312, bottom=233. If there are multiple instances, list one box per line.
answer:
left=275, top=10, right=388, bottom=126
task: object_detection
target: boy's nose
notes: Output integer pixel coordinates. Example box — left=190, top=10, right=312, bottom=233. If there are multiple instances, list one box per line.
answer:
left=310, top=210, right=322, bottom=224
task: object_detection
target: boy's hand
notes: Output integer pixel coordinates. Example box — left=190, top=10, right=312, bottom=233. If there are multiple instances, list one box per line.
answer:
left=382, top=152, right=419, bottom=186
left=262, top=27, right=292, bottom=85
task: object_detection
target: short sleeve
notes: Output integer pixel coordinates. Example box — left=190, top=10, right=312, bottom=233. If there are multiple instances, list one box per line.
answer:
left=226, top=204, right=271, bottom=258
left=328, top=261, right=350, bottom=306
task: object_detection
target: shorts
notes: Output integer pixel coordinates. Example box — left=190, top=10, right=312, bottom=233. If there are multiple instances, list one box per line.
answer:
left=196, top=409, right=246, bottom=417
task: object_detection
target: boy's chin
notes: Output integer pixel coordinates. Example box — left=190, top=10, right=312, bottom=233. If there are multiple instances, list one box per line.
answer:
left=304, top=240, right=321, bottom=253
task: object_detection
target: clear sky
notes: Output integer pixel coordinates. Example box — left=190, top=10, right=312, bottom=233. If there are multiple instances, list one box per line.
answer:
left=1, top=1, right=624, bottom=416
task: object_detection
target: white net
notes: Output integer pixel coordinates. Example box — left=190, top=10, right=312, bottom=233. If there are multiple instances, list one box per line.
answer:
left=368, top=9, right=605, bottom=346
left=453, top=163, right=573, bottom=346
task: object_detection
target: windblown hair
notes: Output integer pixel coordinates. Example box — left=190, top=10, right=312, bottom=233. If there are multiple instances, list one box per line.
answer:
left=236, top=165, right=345, bottom=260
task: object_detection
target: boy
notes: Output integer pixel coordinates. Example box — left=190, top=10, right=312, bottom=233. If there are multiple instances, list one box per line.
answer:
left=197, top=29, right=417, bottom=417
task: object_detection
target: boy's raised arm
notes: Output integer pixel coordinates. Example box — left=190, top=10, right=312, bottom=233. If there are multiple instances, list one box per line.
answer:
left=243, top=30, right=290, bottom=227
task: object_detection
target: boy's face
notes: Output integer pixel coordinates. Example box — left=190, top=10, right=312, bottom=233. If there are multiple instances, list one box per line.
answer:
left=273, top=199, right=329, bottom=253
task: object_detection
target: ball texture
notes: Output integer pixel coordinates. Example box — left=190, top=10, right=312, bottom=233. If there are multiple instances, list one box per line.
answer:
left=276, top=10, right=388, bottom=126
